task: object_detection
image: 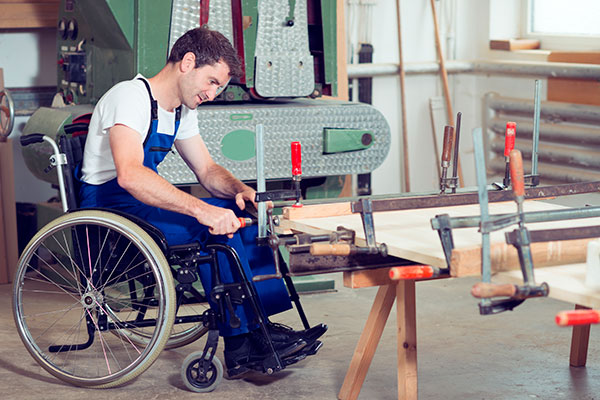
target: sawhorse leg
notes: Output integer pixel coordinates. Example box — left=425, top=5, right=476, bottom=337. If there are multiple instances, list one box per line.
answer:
left=397, top=280, right=417, bottom=399
left=570, top=304, right=591, bottom=367
left=338, top=270, right=417, bottom=400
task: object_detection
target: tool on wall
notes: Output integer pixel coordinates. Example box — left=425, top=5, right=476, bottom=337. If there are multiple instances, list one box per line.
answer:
left=396, top=0, right=410, bottom=191
left=439, top=125, right=454, bottom=193
left=525, top=79, right=542, bottom=187
left=429, top=0, right=463, bottom=187
left=439, top=111, right=462, bottom=194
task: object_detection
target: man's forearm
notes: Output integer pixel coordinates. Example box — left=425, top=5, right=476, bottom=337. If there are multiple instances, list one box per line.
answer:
left=118, top=165, right=214, bottom=219
left=201, top=163, right=253, bottom=198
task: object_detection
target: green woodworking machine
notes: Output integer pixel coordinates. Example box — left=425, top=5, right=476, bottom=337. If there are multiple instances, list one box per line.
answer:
left=23, top=0, right=390, bottom=195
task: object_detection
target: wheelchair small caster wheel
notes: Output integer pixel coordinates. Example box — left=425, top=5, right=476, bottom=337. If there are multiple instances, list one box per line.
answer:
left=181, top=351, right=223, bottom=392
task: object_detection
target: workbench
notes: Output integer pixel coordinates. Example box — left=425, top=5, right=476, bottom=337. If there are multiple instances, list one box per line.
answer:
left=278, top=199, right=600, bottom=400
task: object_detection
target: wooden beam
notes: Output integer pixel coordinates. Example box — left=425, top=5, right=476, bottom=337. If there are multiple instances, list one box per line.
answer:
left=569, top=304, right=591, bottom=367
left=450, top=238, right=593, bottom=277
left=282, top=201, right=352, bottom=220
left=0, top=1, right=60, bottom=29
left=343, top=267, right=396, bottom=289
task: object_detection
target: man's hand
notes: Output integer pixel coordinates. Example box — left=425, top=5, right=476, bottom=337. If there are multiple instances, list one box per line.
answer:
left=202, top=205, right=241, bottom=238
left=235, top=188, right=257, bottom=211
left=235, top=188, right=273, bottom=212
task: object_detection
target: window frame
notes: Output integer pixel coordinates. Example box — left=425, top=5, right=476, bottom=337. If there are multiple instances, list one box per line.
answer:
left=521, top=0, right=600, bottom=51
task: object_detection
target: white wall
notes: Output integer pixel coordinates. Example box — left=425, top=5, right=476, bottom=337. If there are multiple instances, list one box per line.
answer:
left=356, top=0, right=485, bottom=195
left=1, top=29, right=58, bottom=203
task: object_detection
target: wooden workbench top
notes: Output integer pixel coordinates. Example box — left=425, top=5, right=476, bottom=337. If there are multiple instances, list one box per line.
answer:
left=279, top=200, right=600, bottom=272
left=494, top=264, right=600, bottom=309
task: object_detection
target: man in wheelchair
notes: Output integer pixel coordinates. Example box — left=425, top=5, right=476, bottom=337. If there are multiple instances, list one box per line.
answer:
left=77, top=27, right=326, bottom=379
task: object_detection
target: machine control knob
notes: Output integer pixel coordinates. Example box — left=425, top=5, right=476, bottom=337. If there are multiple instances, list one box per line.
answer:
left=58, top=18, right=68, bottom=40
left=67, top=19, right=78, bottom=40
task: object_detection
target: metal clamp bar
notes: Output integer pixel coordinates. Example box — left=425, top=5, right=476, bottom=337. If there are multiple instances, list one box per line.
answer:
left=473, top=128, right=493, bottom=313
left=355, top=181, right=600, bottom=214
left=432, top=204, right=600, bottom=231
left=255, top=124, right=267, bottom=239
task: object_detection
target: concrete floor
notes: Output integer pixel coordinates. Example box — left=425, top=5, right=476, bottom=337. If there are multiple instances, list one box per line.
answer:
left=1, top=273, right=599, bottom=400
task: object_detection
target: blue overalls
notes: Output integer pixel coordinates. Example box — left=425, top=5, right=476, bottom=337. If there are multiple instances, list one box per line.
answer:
left=80, top=78, right=292, bottom=336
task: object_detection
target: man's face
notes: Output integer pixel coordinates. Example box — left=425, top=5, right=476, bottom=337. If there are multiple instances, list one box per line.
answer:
left=181, top=60, right=231, bottom=109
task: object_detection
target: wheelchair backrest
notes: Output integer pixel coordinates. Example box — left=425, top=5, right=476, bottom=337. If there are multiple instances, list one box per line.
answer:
left=59, top=113, right=91, bottom=212
left=58, top=114, right=171, bottom=254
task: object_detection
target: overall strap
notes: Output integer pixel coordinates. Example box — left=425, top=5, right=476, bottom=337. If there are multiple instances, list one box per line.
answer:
left=138, top=77, right=158, bottom=147
left=137, top=77, right=182, bottom=145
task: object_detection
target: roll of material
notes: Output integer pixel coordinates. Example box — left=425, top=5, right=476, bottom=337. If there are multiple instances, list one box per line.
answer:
left=585, top=240, right=600, bottom=291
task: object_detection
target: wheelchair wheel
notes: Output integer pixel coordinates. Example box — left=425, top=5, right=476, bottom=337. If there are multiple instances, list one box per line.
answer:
left=12, top=210, right=176, bottom=388
left=181, top=351, right=223, bottom=393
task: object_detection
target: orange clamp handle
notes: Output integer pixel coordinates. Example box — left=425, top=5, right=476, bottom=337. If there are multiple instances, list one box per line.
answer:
left=504, top=122, right=516, bottom=157
left=509, top=149, right=524, bottom=197
left=310, top=243, right=352, bottom=256
left=441, top=126, right=454, bottom=164
left=389, top=265, right=435, bottom=280
left=238, top=217, right=254, bottom=228
left=555, top=310, right=600, bottom=326
left=291, top=141, right=302, bottom=176
left=471, top=282, right=517, bottom=298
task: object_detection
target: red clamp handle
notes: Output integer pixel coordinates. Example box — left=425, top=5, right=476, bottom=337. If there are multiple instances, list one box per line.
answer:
left=238, top=217, right=254, bottom=228
left=556, top=309, right=600, bottom=326
left=389, top=266, right=435, bottom=280
left=504, top=121, right=516, bottom=157
left=291, top=141, right=302, bottom=177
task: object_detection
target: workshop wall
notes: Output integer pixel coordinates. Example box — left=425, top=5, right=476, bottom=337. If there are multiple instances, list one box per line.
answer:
left=2, top=1, right=554, bottom=202
left=0, top=29, right=57, bottom=203
left=365, top=0, right=547, bottom=195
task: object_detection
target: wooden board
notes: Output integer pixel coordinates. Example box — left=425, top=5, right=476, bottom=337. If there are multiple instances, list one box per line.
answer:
left=0, top=68, right=18, bottom=284
left=547, top=52, right=600, bottom=106
left=0, top=0, right=60, bottom=29
left=489, top=39, right=540, bottom=51
left=450, top=238, right=592, bottom=277
left=494, top=264, right=600, bottom=309
left=0, top=139, right=18, bottom=283
left=278, top=200, right=600, bottom=271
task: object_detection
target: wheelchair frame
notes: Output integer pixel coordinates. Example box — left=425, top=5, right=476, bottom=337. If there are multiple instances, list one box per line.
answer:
left=13, top=131, right=311, bottom=392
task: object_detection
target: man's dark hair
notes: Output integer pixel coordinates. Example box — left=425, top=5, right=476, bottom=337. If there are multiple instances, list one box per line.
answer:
left=168, top=27, right=243, bottom=78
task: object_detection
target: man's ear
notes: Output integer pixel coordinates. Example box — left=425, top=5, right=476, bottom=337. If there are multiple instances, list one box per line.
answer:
left=180, top=52, right=196, bottom=72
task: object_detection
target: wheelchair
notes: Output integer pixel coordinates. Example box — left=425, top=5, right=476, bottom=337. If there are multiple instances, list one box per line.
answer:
left=13, top=122, right=313, bottom=392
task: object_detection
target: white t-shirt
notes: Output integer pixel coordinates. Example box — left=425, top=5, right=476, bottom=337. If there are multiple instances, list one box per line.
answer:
left=81, top=74, right=199, bottom=185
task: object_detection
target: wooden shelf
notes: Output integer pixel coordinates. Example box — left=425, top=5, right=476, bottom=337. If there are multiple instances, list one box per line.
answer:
left=0, top=0, right=60, bottom=29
